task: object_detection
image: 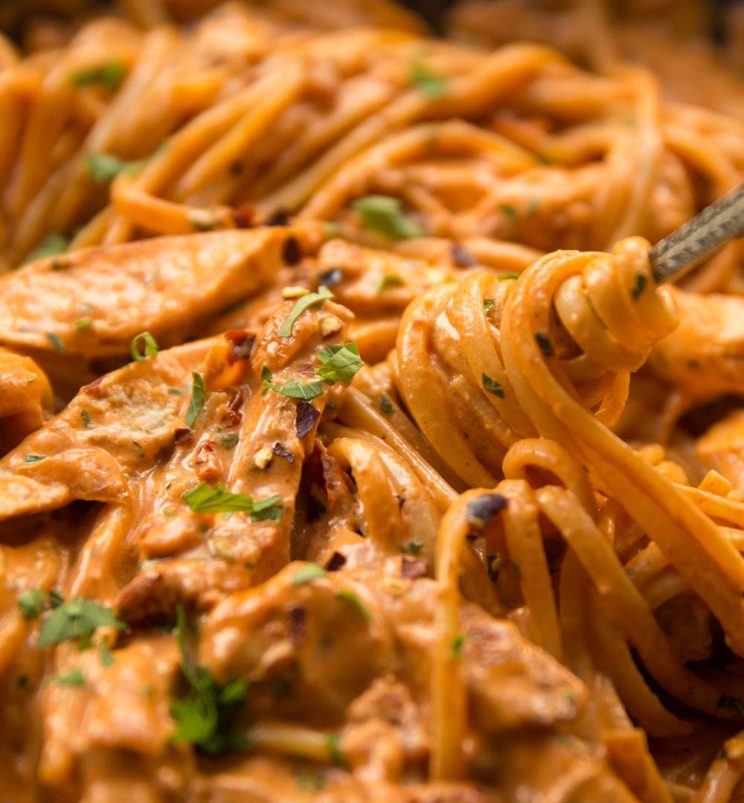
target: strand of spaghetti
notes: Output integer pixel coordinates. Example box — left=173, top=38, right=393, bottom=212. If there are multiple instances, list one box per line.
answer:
left=536, top=485, right=731, bottom=715
left=500, top=241, right=744, bottom=655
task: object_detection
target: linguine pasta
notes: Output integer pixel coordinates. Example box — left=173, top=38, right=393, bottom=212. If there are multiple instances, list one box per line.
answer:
left=2, top=1, right=744, bottom=801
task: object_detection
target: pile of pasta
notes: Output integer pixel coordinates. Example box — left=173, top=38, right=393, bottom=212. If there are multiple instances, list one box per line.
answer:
left=3, top=1, right=744, bottom=801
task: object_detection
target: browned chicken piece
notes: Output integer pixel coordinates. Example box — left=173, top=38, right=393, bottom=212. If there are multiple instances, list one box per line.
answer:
left=0, top=347, right=53, bottom=454
left=695, top=408, right=744, bottom=489
left=200, top=563, right=633, bottom=800
left=0, top=226, right=319, bottom=361
left=649, top=287, right=744, bottom=401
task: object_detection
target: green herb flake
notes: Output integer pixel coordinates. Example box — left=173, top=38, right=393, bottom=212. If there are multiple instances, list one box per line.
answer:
left=48, top=668, right=86, bottom=687
left=336, top=590, right=371, bottom=623
left=452, top=633, right=467, bottom=658
left=74, top=317, right=93, bottom=331
left=352, top=195, right=424, bottom=241
left=535, top=331, right=554, bottom=357
left=409, top=61, right=449, bottom=98
left=325, top=732, right=349, bottom=768
left=380, top=394, right=394, bottom=415
left=186, top=372, right=205, bottom=427
left=482, top=373, right=505, bottom=399
left=170, top=607, right=249, bottom=754
left=27, top=233, right=69, bottom=263
left=498, top=273, right=520, bottom=280
left=24, top=453, right=47, bottom=464
left=404, top=540, right=423, bottom=555
left=183, top=483, right=282, bottom=521
left=46, top=332, right=64, bottom=353
left=80, top=409, right=94, bottom=429
left=219, top=433, right=240, bottom=449
left=292, top=564, right=327, bottom=586
left=501, top=204, right=518, bottom=219
left=316, top=342, right=364, bottom=384
left=375, top=274, right=405, bottom=294
left=71, top=61, right=125, bottom=90
left=99, top=641, right=115, bottom=667
left=279, top=286, right=334, bottom=338
left=262, top=368, right=324, bottom=401
left=17, top=589, right=48, bottom=620
left=86, top=152, right=144, bottom=183
left=483, top=298, right=496, bottom=314
left=37, top=598, right=125, bottom=648
left=130, top=331, right=159, bottom=362
left=631, top=273, right=648, bottom=300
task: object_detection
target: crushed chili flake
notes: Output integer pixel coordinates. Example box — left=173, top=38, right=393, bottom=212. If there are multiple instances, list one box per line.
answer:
left=296, top=401, right=320, bottom=438
left=282, top=236, right=302, bottom=266
left=272, top=442, right=296, bottom=463
left=173, top=427, right=194, bottom=446
left=288, top=605, right=307, bottom=645
left=265, top=208, right=290, bottom=227
left=450, top=242, right=477, bottom=267
left=232, top=204, right=256, bottom=229
left=224, top=330, right=255, bottom=362
left=325, top=551, right=347, bottom=572
left=401, top=556, right=429, bottom=579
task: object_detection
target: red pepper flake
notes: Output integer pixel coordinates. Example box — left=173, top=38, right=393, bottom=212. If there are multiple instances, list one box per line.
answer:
left=194, top=441, right=219, bottom=480
left=232, top=204, right=256, bottom=229
left=450, top=242, right=477, bottom=267
left=224, top=330, right=255, bottom=363
left=296, top=401, right=320, bottom=438
left=401, top=556, right=429, bottom=579
left=325, top=551, right=347, bottom=572
left=272, top=442, right=296, bottom=463
left=282, top=236, right=302, bottom=266
left=173, top=427, right=194, bottom=446
left=265, top=208, right=290, bottom=227
left=288, top=605, right=306, bottom=645
left=82, top=375, right=105, bottom=394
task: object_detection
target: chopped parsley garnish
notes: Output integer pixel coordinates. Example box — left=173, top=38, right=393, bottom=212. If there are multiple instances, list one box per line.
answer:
left=185, top=372, right=205, bottom=427
left=170, top=607, right=248, bottom=754
left=130, top=331, right=159, bottom=362
left=262, top=367, right=324, bottom=401
left=483, top=298, right=496, bottom=314
left=352, top=195, right=424, bottom=241
left=380, top=394, right=394, bottom=414
left=326, top=733, right=349, bottom=768
left=279, top=286, right=334, bottom=338
left=336, top=590, right=371, bottom=623
left=27, top=233, right=69, bottom=262
left=48, top=668, right=87, bottom=687
left=375, top=274, right=405, bottom=294
left=452, top=633, right=466, bottom=658
left=46, top=332, right=64, bottom=353
left=482, top=373, right=505, bottom=398
left=75, top=317, right=93, bottom=331
left=189, top=213, right=218, bottom=231
left=17, top=589, right=49, bottom=620
left=71, top=61, right=125, bottom=90
left=501, top=204, right=518, bottom=219
left=316, top=342, right=363, bottom=384
left=292, top=564, right=326, bottom=586
left=86, top=152, right=144, bottom=183
left=403, top=540, right=423, bottom=555
left=183, top=483, right=283, bottom=521
left=24, top=453, right=47, bottom=464
left=80, top=409, right=94, bottom=429
left=99, top=641, right=115, bottom=667
left=219, top=433, right=240, bottom=449
left=535, top=331, right=554, bottom=357
left=37, top=598, right=125, bottom=648
left=409, top=61, right=449, bottom=98
left=631, top=273, right=648, bottom=300
left=499, top=273, right=520, bottom=280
